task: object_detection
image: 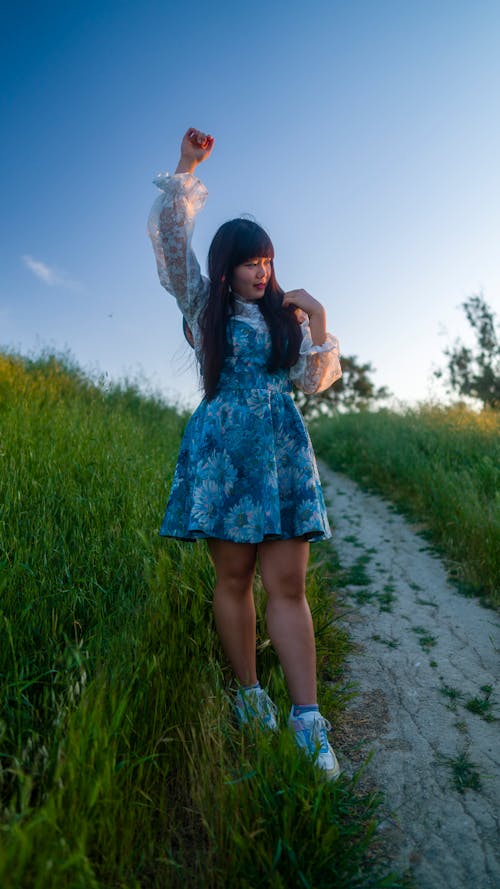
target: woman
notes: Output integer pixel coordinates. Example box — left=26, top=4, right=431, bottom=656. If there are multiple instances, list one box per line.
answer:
left=148, top=128, right=342, bottom=779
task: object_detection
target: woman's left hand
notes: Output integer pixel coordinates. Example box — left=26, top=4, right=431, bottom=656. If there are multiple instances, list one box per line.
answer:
left=282, top=289, right=323, bottom=318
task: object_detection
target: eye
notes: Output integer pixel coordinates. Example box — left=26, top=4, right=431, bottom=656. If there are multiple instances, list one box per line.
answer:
left=245, top=258, right=272, bottom=266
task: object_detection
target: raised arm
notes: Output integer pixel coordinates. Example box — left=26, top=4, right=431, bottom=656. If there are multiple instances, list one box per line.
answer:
left=284, top=289, right=342, bottom=394
left=147, top=128, right=215, bottom=324
left=282, top=289, right=327, bottom=346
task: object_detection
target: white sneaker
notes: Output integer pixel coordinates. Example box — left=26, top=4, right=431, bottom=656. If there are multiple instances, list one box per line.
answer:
left=288, top=708, right=341, bottom=780
left=235, top=686, right=278, bottom=731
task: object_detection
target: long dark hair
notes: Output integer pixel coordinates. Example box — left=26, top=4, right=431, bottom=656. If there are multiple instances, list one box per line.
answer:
left=198, top=218, right=301, bottom=399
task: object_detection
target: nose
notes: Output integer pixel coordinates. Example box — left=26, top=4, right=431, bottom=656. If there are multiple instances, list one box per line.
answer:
left=256, top=262, right=267, bottom=278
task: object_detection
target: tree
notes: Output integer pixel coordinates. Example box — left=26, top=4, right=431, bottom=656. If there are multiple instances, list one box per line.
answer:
left=434, top=294, right=500, bottom=409
left=294, top=355, right=390, bottom=421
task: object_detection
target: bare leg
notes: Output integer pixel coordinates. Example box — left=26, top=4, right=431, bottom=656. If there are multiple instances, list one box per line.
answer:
left=258, top=539, right=317, bottom=705
left=207, top=539, right=258, bottom=687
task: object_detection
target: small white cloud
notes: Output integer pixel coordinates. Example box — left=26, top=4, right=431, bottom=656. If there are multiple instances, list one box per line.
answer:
left=22, top=255, right=83, bottom=290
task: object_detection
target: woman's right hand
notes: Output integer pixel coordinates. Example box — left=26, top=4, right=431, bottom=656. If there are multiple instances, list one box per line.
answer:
left=175, top=128, right=215, bottom=174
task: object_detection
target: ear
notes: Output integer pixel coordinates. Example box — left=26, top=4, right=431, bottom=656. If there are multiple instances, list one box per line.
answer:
left=221, top=274, right=226, bottom=282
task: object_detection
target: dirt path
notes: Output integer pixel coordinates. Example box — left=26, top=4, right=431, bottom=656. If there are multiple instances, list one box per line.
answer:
left=319, top=462, right=500, bottom=889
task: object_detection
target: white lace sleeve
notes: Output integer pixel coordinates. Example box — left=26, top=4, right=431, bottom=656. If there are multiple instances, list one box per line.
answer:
left=147, top=172, right=209, bottom=324
left=289, top=317, right=342, bottom=394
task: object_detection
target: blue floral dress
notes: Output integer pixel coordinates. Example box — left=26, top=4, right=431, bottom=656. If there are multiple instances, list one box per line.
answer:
left=148, top=173, right=342, bottom=543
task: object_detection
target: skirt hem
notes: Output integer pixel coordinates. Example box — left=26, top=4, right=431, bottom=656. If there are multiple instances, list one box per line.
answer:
left=158, top=528, right=331, bottom=544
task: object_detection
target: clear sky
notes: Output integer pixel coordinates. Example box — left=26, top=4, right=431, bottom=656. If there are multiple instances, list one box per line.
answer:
left=1, top=0, right=499, bottom=408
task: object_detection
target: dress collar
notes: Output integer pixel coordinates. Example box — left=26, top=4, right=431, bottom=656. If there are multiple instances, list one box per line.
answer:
left=232, top=292, right=261, bottom=316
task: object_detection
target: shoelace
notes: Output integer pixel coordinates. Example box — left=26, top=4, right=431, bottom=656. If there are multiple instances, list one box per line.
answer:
left=238, top=689, right=277, bottom=720
left=309, top=715, right=332, bottom=753
left=256, top=693, right=278, bottom=721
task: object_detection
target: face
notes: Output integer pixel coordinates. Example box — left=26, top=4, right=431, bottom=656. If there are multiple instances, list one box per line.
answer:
left=230, top=257, right=272, bottom=301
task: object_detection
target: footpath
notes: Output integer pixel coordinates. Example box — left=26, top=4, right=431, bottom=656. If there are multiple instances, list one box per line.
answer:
left=319, top=462, right=500, bottom=889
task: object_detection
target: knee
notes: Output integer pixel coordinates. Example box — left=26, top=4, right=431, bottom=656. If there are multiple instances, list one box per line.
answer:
left=209, top=541, right=256, bottom=599
left=215, top=564, right=255, bottom=598
left=262, top=568, right=306, bottom=601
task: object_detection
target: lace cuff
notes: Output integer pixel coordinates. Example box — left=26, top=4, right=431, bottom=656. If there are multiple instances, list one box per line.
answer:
left=290, top=320, right=342, bottom=394
left=148, top=172, right=209, bottom=324
left=152, top=171, right=208, bottom=213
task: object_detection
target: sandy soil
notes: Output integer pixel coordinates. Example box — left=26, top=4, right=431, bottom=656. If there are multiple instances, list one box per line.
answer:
left=319, top=462, right=500, bottom=889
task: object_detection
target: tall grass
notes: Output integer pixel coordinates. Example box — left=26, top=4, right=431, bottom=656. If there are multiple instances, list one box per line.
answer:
left=0, top=353, right=406, bottom=888
left=311, top=405, right=500, bottom=606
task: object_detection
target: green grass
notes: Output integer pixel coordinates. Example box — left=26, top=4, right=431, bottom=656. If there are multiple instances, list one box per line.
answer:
left=0, top=353, right=407, bottom=888
left=465, top=686, right=496, bottom=722
left=436, top=750, right=483, bottom=794
left=411, top=627, right=438, bottom=651
left=311, top=405, right=500, bottom=607
left=340, top=554, right=373, bottom=587
left=439, top=685, right=463, bottom=711
left=371, top=635, right=400, bottom=650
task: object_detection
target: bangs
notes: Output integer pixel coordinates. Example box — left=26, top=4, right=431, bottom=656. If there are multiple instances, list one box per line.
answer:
left=230, top=219, right=274, bottom=267
left=207, top=217, right=276, bottom=285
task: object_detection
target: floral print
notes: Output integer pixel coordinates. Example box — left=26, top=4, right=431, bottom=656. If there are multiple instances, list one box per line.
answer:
left=148, top=172, right=342, bottom=543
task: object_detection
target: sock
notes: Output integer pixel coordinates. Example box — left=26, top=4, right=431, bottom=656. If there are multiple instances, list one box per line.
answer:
left=292, top=704, right=319, bottom=717
left=241, top=681, right=261, bottom=694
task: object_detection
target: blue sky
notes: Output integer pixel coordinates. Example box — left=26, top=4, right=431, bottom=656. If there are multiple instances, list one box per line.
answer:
left=1, top=0, right=499, bottom=407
